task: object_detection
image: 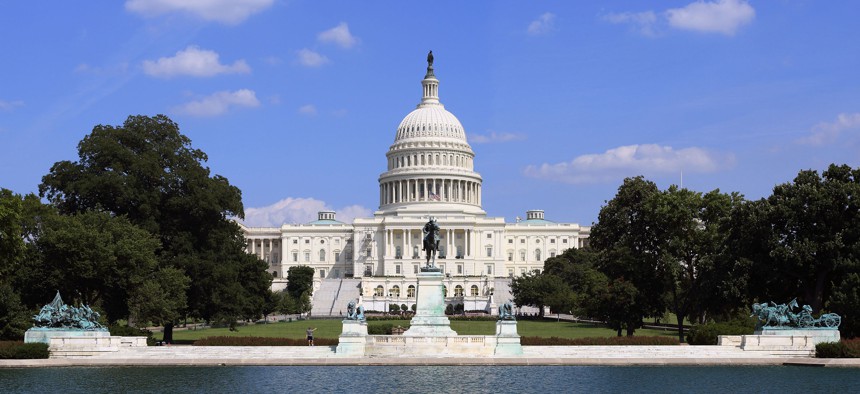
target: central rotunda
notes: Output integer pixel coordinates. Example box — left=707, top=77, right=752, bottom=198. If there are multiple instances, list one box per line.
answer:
left=377, top=60, right=485, bottom=217
left=241, top=55, right=590, bottom=316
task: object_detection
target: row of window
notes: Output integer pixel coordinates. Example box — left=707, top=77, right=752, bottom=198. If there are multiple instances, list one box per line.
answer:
left=291, top=238, right=344, bottom=245
left=290, top=250, right=349, bottom=263
left=373, top=284, right=482, bottom=298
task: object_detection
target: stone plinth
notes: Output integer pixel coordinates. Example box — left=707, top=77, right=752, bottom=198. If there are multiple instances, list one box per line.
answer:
left=336, top=320, right=368, bottom=356
left=403, top=271, right=457, bottom=337
left=494, top=320, right=523, bottom=356
left=718, top=329, right=840, bottom=357
left=25, top=328, right=109, bottom=344
left=49, top=336, right=147, bottom=358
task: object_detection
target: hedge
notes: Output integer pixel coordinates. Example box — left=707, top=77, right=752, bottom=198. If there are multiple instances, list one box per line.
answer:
left=816, top=339, right=860, bottom=358
left=193, top=336, right=338, bottom=346
left=521, top=336, right=680, bottom=346
left=686, top=322, right=754, bottom=345
left=0, top=341, right=50, bottom=359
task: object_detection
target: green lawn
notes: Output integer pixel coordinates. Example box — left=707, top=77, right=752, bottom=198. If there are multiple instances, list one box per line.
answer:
left=154, top=319, right=676, bottom=341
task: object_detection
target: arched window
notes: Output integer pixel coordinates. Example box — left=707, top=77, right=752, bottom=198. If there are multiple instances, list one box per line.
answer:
left=413, top=245, right=419, bottom=258
left=456, top=246, right=463, bottom=258
left=320, top=249, right=326, bottom=261
left=395, top=246, right=402, bottom=258
left=470, top=285, right=479, bottom=296
left=391, top=285, right=400, bottom=297
left=443, top=286, right=447, bottom=297
left=375, top=285, right=384, bottom=297
left=407, top=285, right=416, bottom=298
left=535, top=249, right=541, bottom=261
left=272, top=271, right=278, bottom=278
left=519, top=250, right=526, bottom=261
left=438, top=246, right=445, bottom=257
left=454, top=285, right=464, bottom=297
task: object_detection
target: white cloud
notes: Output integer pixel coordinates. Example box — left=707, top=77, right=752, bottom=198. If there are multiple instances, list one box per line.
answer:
left=527, top=12, right=556, bottom=36
left=666, top=0, right=755, bottom=36
left=125, top=0, right=274, bottom=25
left=298, top=104, right=317, bottom=116
left=469, top=132, right=526, bottom=144
left=603, top=11, right=658, bottom=36
left=798, top=113, right=860, bottom=146
left=241, top=197, right=372, bottom=227
left=0, top=99, right=24, bottom=111
left=143, top=46, right=250, bottom=78
left=297, top=49, right=329, bottom=67
left=524, top=144, right=733, bottom=184
left=604, top=0, right=754, bottom=37
left=173, top=89, right=260, bottom=117
left=318, top=22, right=359, bottom=49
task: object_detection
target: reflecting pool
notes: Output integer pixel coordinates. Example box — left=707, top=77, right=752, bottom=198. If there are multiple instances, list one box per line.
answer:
left=2, top=365, right=859, bottom=393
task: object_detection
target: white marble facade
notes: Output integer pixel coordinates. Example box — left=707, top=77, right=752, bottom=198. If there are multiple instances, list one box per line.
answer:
left=241, top=60, right=590, bottom=312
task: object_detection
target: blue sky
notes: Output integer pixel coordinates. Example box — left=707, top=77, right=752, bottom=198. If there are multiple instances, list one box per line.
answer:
left=1, top=1, right=859, bottom=227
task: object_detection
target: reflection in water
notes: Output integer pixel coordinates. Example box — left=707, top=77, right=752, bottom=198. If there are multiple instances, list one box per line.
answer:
left=2, top=365, right=859, bottom=394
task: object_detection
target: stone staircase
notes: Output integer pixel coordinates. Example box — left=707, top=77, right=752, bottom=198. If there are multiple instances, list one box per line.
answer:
left=310, top=279, right=362, bottom=316
left=494, top=279, right=541, bottom=315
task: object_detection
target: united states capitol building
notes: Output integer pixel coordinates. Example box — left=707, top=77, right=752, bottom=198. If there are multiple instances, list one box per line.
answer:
left=240, top=57, right=590, bottom=315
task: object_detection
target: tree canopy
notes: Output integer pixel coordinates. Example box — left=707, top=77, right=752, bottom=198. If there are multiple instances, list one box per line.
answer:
left=37, top=114, right=270, bottom=325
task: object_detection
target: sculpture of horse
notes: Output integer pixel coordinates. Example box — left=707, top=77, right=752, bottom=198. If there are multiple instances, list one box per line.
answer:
left=422, top=218, right=440, bottom=267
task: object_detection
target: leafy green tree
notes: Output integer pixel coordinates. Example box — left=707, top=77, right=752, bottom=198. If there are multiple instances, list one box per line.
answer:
left=510, top=270, right=573, bottom=318
left=286, top=266, right=315, bottom=300
left=0, top=282, right=30, bottom=340
left=544, top=247, right=608, bottom=318
left=747, top=165, right=860, bottom=311
left=0, top=189, right=26, bottom=280
left=28, top=211, right=160, bottom=322
left=829, top=273, right=860, bottom=338
left=648, top=187, right=744, bottom=342
left=38, top=115, right=271, bottom=331
left=589, top=176, right=666, bottom=336
left=127, top=267, right=190, bottom=333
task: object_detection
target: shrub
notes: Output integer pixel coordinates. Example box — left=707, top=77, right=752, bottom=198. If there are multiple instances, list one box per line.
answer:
left=367, top=323, right=411, bottom=335
left=193, top=336, right=338, bottom=346
left=686, top=322, right=754, bottom=345
left=521, top=336, right=679, bottom=346
left=109, top=325, right=156, bottom=346
left=816, top=339, right=860, bottom=358
left=445, top=304, right=454, bottom=315
left=0, top=341, right=50, bottom=359
left=389, top=304, right=400, bottom=314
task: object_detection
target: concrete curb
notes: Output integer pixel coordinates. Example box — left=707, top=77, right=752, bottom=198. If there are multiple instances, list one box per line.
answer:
left=3, top=357, right=860, bottom=368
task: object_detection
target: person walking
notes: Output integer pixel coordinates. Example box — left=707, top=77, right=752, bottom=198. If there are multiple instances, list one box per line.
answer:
left=306, top=327, right=317, bottom=346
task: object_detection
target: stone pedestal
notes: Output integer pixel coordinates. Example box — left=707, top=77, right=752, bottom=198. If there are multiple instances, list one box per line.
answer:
left=24, top=328, right=109, bottom=344
left=336, top=320, right=368, bottom=356
left=494, top=320, right=523, bottom=356
left=404, top=271, right=457, bottom=336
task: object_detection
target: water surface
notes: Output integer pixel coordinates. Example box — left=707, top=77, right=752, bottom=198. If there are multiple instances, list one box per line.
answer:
left=2, top=365, right=858, bottom=393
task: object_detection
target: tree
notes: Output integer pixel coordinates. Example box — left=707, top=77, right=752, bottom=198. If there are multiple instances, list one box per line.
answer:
left=544, top=247, right=608, bottom=318
left=286, top=266, right=315, bottom=301
left=127, top=267, right=190, bottom=335
left=28, top=211, right=161, bottom=322
left=38, top=115, right=271, bottom=328
left=589, top=176, right=666, bottom=336
left=510, top=270, right=573, bottom=318
left=747, top=165, right=860, bottom=312
left=0, top=189, right=30, bottom=339
left=648, top=187, right=744, bottom=342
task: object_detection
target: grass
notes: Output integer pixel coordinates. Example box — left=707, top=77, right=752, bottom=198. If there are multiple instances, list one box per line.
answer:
left=154, top=319, right=676, bottom=342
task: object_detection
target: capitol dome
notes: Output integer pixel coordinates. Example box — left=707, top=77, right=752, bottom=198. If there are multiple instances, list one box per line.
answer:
left=377, top=54, right=485, bottom=217
left=395, top=106, right=467, bottom=142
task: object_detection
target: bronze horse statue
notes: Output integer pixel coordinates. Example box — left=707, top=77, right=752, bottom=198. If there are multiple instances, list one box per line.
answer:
left=422, top=217, right=440, bottom=267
